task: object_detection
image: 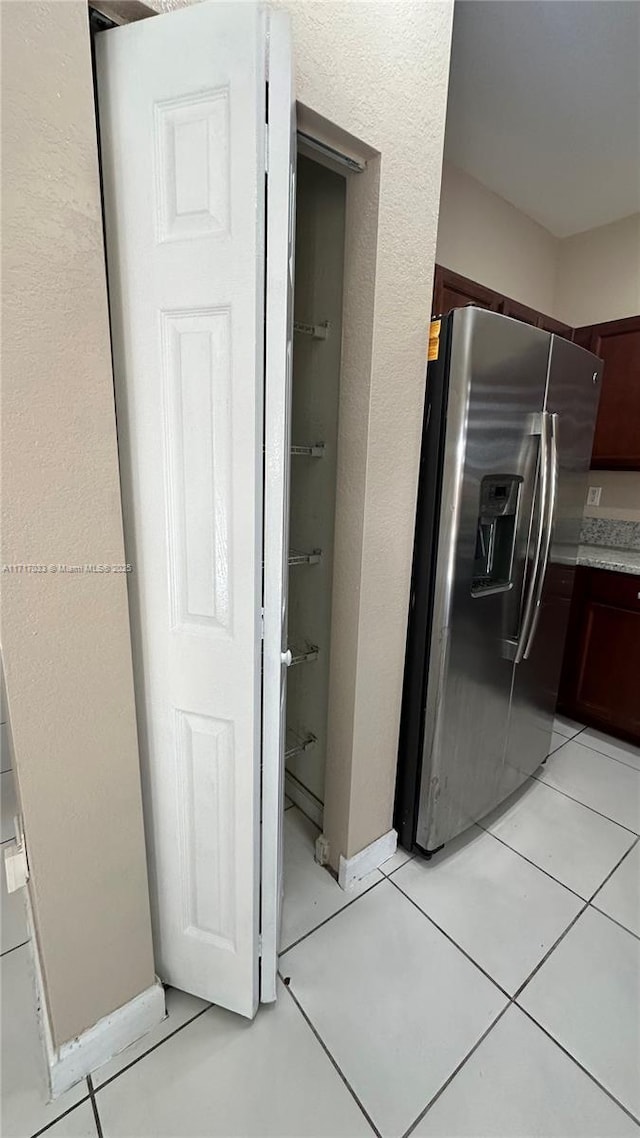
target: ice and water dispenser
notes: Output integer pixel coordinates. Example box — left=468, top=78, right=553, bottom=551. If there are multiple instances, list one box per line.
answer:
left=472, top=474, right=522, bottom=596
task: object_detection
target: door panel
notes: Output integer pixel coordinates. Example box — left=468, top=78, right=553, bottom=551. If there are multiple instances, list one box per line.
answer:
left=432, top=266, right=501, bottom=316
left=261, top=12, right=296, bottom=1003
left=96, top=2, right=267, bottom=1016
left=501, top=298, right=540, bottom=327
left=560, top=568, right=640, bottom=743
left=417, top=309, right=550, bottom=850
left=587, top=317, right=640, bottom=469
left=507, top=337, right=602, bottom=779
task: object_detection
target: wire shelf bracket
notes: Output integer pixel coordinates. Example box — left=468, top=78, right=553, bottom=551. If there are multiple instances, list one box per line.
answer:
left=288, top=549, right=322, bottom=566
left=293, top=320, right=329, bottom=341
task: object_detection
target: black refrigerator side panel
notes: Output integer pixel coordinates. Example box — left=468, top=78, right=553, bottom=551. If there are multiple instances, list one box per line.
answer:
left=394, top=316, right=452, bottom=850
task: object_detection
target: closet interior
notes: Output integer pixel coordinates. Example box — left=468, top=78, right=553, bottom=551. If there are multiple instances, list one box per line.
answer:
left=284, top=152, right=347, bottom=826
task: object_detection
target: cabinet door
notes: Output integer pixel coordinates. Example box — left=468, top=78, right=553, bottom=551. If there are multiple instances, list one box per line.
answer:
left=432, top=265, right=501, bottom=317
left=501, top=298, right=540, bottom=327
left=582, top=316, right=640, bottom=469
left=537, top=314, right=574, bottom=341
left=559, top=568, right=640, bottom=742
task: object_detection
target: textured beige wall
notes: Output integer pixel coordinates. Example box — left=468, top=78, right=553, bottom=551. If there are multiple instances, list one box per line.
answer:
left=436, top=167, right=640, bottom=334
left=436, top=163, right=559, bottom=315
left=555, top=213, right=640, bottom=328
left=2, top=1, right=155, bottom=1046
left=282, top=0, right=454, bottom=858
left=583, top=472, right=640, bottom=523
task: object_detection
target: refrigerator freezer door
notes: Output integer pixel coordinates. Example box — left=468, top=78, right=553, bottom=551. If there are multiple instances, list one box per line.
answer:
left=416, top=308, right=550, bottom=852
left=506, top=337, right=603, bottom=785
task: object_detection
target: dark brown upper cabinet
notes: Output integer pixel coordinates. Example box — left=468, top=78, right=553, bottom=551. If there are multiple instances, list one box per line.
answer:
left=432, top=268, right=640, bottom=469
left=575, top=316, right=640, bottom=470
left=432, top=265, right=573, bottom=338
left=432, top=266, right=501, bottom=315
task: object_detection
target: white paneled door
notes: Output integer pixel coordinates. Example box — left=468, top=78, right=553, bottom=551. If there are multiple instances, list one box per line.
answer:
left=96, top=2, right=293, bottom=1018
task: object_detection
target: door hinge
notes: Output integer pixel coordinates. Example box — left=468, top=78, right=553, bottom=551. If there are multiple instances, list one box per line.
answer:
left=264, top=124, right=269, bottom=173
left=258, top=933, right=263, bottom=957
left=260, top=607, right=265, bottom=640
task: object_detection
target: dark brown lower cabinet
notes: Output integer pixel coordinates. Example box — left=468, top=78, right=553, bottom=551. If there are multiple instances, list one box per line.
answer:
left=558, top=567, right=640, bottom=744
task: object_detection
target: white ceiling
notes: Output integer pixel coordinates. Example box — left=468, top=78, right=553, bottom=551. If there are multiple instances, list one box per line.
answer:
left=444, top=1, right=640, bottom=237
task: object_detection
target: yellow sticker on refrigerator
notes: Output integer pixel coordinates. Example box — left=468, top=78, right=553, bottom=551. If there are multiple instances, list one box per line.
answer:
left=428, top=319, right=441, bottom=362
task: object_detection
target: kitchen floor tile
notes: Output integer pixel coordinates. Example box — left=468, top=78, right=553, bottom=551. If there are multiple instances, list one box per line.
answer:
left=92, top=986, right=208, bottom=1087
left=95, top=979, right=373, bottom=1138
left=548, top=730, right=567, bottom=755
left=1, top=945, right=88, bottom=1138
left=579, top=728, right=640, bottom=772
left=483, top=777, right=636, bottom=898
left=280, top=806, right=382, bottom=951
left=1, top=867, right=28, bottom=956
left=379, top=846, right=413, bottom=876
left=1, top=768, right=18, bottom=844
left=393, top=826, right=583, bottom=994
left=553, top=714, right=584, bottom=739
left=283, top=879, right=506, bottom=1138
left=519, top=906, right=640, bottom=1119
left=592, top=841, right=640, bottom=938
left=43, top=1101, right=100, bottom=1137
left=539, top=739, right=640, bottom=833
left=413, top=1005, right=638, bottom=1137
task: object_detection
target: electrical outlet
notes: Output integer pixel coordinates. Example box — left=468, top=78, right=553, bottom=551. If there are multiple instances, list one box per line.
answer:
left=587, top=486, right=602, bottom=507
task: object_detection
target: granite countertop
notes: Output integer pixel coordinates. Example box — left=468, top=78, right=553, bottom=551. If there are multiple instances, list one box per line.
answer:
left=577, top=544, right=640, bottom=577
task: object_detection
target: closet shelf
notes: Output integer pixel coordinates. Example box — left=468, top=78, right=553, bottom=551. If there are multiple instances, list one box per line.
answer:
left=293, top=320, right=329, bottom=341
left=289, top=643, right=319, bottom=667
left=291, top=443, right=325, bottom=457
left=289, top=548, right=322, bottom=566
left=285, top=729, right=317, bottom=761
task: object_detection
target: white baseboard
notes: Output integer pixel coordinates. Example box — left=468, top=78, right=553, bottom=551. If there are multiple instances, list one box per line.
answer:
left=48, top=980, right=166, bottom=1097
left=338, top=828, right=397, bottom=891
left=284, top=771, right=323, bottom=830
left=24, top=889, right=165, bottom=1098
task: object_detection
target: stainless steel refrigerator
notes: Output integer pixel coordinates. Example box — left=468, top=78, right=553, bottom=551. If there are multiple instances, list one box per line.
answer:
left=395, top=307, right=603, bottom=854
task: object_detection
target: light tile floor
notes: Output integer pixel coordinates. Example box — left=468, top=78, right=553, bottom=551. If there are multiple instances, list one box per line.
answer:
left=2, top=721, right=639, bottom=1137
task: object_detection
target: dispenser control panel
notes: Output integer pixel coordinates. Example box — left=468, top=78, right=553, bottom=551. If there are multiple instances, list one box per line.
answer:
left=472, top=474, right=523, bottom=596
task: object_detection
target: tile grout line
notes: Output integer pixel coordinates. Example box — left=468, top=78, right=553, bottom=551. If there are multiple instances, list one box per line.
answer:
left=400, top=834, right=640, bottom=1138
left=391, top=836, right=640, bottom=1136
left=1, top=937, right=30, bottom=959
left=585, top=834, right=640, bottom=905
left=514, top=1003, right=640, bottom=1129
left=510, top=835, right=639, bottom=1004
left=590, top=902, right=640, bottom=943
left=87, top=1074, right=104, bottom=1138
left=531, top=769, right=640, bottom=836
left=279, top=972, right=383, bottom=1138
left=572, top=735, right=640, bottom=774
left=92, top=1003, right=213, bottom=1094
left=29, top=1095, right=93, bottom=1138
left=386, top=874, right=512, bottom=1000
left=383, top=853, right=416, bottom=878
left=589, top=834, right=639, bottom=905
left=280, top=731, right=638, bottom=1138
left=400, top=1004, right=513, bottom=1138
left=279, top=873, right=387, bottom=958
left=474, top=815, right=588, bottom=904
left=477, top=801, right=640, bottom=920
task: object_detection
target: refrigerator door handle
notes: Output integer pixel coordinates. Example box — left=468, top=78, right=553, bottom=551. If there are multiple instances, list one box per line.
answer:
left=522, top=412, right=558, bottom=661
left=508, top=411, right=550, bottom=665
